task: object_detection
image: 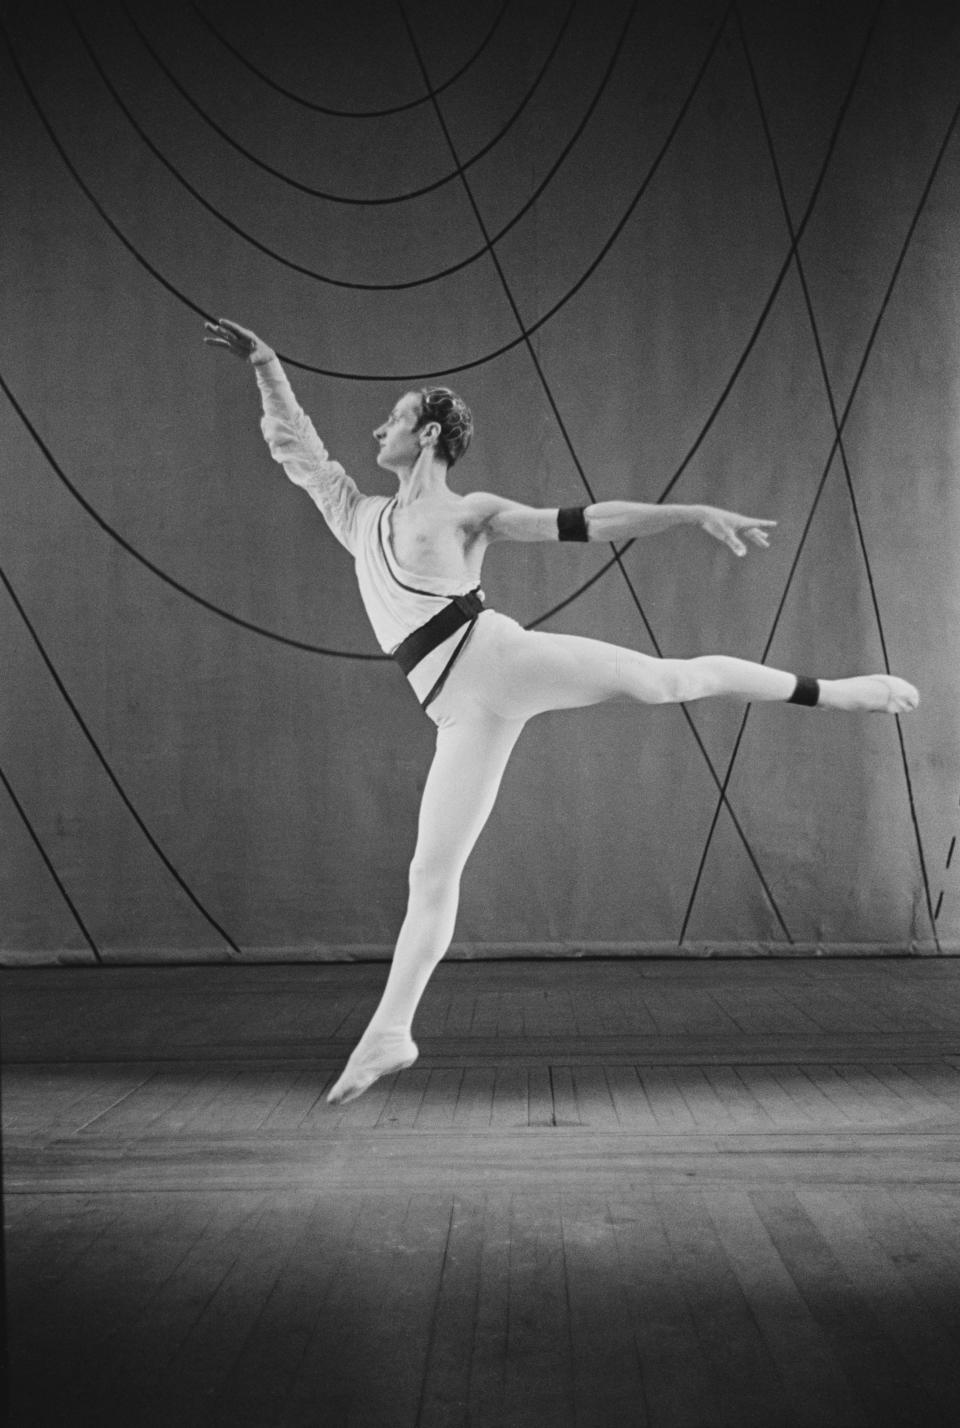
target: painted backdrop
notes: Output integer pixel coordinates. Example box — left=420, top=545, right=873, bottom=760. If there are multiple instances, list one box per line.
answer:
left=2, top=0, right=958, bottom=961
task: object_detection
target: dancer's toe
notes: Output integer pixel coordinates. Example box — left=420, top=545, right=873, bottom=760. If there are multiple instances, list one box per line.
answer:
left=881, top=676, right=920, bottom=713
left=326, top=1030, right=418, bottom=1105
left=819, top=674, right=919, bottom=714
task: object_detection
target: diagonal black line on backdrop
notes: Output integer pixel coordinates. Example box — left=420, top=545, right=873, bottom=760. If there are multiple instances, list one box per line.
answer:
left=0, top=564, right=243, bottom=959
left=678, top=0, right=884, bottom=944
left=124, top=0, right=575, bottom=207
left=66, top=1, right=633, bottom=292
left=191, top=0, right=510, bottom=120
left=4, top=9, right=721, bottom=378
left=0, top=369, right=386, bottom=661
left=679, top=7, right=955, bottom=948
left=401, top=0, right=794, bottom=940
left=401, top=0, right=626, bottom=511
left=0, top=762, right=102, bottom=963
left=735, top=3, right=940, bottom=949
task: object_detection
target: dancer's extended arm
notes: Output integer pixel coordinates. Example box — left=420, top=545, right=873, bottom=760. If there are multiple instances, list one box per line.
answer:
left=203, top=318, right=364, bottom=552
left=467, top=493, right=775, bottom=557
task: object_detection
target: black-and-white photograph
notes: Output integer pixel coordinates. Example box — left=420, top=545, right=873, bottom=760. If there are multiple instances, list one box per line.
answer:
left=2, top=0, right=959, bottom=1423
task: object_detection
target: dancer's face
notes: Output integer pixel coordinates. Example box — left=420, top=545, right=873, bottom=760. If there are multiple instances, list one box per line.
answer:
left=373, top=392, right=427, bottom=472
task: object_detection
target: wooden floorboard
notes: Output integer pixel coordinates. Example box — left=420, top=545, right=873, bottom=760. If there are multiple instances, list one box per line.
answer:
left=7, top=959, right=960, bottom=1426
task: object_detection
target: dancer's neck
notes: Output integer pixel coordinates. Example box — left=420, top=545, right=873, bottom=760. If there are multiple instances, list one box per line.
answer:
left=393, top=449, right=451, bottom=506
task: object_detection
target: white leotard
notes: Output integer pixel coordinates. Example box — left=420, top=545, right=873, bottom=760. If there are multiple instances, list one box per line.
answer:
left=256, top=358, right=482, bottom=701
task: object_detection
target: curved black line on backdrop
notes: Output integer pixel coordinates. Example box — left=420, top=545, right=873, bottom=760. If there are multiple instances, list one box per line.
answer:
left=8, top=7, right=722, bottom=381
left=6, top=2, right=758, bottom=667
left=123, top=0, right=575, bottom=207
left=191, top=0, right=510, bottom=120
left=401, top=0, right=793, bottom=944
left=0, top=564, right=242, bottom=959
left=3, top=369, right=632, bottom=665
left=0, top=761, right=102, bottom=962
left=3, top=0, right=863, bottom=659
left=0, top=369, right=385, bottom=661
left=67, top=1, right=634, bottom=292
left=680, top=1, right=951, bottom=951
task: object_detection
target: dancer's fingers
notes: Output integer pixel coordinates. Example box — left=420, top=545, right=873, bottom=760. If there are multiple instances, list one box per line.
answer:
left=216, top=317, right=253, bottom=343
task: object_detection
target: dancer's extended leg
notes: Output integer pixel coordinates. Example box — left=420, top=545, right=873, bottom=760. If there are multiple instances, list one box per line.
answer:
left=327, top=708, right=524, bottom=1104
left=469, top=625, right=919, bottom=723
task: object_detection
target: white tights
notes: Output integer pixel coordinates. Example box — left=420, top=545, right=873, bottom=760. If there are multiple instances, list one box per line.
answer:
left=363, top=611, right=797, bottom=1037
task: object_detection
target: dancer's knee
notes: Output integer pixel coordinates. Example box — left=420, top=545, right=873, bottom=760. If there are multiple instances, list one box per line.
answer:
left=407, top=855, right=461, bottom=911
left=640, top=659, right=701, bottom=704
left=651, top=657, right=723, bottom=704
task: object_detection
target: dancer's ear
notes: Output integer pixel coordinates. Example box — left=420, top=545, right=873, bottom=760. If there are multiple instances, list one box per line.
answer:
left=418, top=421, right=441, bottom=448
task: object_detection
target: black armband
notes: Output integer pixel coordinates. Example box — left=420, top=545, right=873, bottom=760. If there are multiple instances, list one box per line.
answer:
left=557, top=505, right=589, bottom=542
left=788, top=675, right=820, bottom=707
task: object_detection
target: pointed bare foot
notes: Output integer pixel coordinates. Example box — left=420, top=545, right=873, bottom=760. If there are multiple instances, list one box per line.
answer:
left=818, top=674, right=919, bottom=713
left=326, top=1030, right=418, bottom=1105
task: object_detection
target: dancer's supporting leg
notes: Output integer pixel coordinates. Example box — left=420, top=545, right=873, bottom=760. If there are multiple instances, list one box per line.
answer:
left=327, top=708, right=525, bottom=1104
left=327, top=624, right=919, bottom=1102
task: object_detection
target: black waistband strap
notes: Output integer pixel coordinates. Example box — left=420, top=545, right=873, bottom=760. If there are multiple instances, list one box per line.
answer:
left=391, top=590, right=485, bottom=676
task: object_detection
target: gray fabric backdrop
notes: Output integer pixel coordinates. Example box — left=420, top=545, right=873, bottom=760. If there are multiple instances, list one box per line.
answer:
left=2, top=0, right=958, bottom=962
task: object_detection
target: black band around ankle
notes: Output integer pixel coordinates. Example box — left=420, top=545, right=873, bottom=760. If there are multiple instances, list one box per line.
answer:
left=557, top=506, right=589, bottom=541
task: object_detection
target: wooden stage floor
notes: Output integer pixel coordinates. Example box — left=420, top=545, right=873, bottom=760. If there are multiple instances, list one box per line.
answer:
left=5, top=957, right=960, bottom=1427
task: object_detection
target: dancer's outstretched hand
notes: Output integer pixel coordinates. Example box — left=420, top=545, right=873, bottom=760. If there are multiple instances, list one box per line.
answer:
left=203, top=317, right=275, bottom=365
left=698, top=506, right=776, bottom=557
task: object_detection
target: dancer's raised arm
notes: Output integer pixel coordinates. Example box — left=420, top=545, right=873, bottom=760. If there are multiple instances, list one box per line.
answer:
left=204, top=318, right=364, bottom=553
left=465, top=493, right=776, bottom=558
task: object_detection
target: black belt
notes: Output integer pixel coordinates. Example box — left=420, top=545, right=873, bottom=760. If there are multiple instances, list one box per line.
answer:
left=392, top=590, right=484, bottom=674
left=392, top=590, right=485, bottom=709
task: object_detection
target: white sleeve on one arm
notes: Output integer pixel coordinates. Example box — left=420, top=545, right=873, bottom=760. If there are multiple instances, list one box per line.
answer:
left=255, top=357, right=363, bottom=553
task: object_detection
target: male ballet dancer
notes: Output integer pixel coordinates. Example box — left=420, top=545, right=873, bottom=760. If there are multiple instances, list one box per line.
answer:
left=204, top=318, right=919, bottom=1103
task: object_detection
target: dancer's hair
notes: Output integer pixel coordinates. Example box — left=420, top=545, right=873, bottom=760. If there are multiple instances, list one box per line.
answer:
left=416, top=387, right=473, bottom=467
